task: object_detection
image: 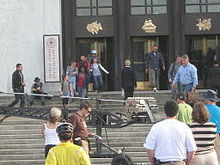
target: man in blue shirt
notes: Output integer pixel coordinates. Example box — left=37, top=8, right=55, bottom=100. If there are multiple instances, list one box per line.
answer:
left=203, top=89, right=220, bottom=160
left=172, top=55, right=198, bottom=93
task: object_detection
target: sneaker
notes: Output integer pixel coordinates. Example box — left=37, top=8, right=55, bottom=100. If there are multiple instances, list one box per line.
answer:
left=153, top=87, right=158, bottom=92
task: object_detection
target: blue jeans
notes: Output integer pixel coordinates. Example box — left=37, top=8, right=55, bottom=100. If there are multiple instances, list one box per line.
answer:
left=77, top=87, right=87, bottom=97
left=150, top=69, right=160, bottom=89
left=182, top=83, right=193, bottom=93
left=93, top=75, right=103, bottom=91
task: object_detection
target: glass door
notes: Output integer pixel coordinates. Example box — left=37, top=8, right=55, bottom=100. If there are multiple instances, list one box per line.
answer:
left=186, top=35, right=219, bottom=88
left=76, top=38, right=114, bottom=91
left=132, top=37, right=158, bottom=90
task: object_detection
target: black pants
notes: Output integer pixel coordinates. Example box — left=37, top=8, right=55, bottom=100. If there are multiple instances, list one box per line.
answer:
left=62, top=98, right=69, bottom=105
left=124, top=87, right=134, bottom=100
left=8, top=89, right=25, bottom=107
left=45, top=144, right=56, bottom=158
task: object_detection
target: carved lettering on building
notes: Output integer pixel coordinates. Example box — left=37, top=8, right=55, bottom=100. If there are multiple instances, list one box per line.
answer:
left=196, top=18, right=212, bottom=31
left=142, top=19, right=157, bottom=33
left=86, top=21, right=103, bottom=35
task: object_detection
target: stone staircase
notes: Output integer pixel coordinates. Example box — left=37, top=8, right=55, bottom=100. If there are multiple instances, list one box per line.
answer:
left=0, top=116, right=152, bottom=165
left=0, top=90, right=207, bottom=165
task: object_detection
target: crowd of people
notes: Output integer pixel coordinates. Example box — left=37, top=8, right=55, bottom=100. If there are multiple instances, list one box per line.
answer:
left=144, top=89, right=220, bottom=165
left=7, top=49, right=110, bottom=108
left=41, top=89, right=220, bottom=165
left=5, top=62, right=220, bottom=165
left=43, top=102, right=98, bottom=165
left=5, top=47, right=220, bottom=165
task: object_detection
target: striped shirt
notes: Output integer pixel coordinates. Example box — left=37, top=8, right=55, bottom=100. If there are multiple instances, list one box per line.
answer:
left=189, top=122, right=216, bottom=154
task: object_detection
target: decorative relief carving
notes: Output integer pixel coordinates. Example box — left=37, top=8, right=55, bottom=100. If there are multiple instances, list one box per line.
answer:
left=142, top=19, right=157, bottom=33
left=196, top=18, right=212, bottom=31
left=86, top=21, right=103, bottom=35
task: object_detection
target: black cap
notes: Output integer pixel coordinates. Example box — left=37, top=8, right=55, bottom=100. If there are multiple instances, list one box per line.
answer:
left=34, top=77, right=40, bottom=82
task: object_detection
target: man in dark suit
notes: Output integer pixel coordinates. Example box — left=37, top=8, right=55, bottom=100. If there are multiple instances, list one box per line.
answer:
left=8, top=63, right=25, bottom=107
left=121, top=60, right=137, bottom=100
left=146, top=45, right=165, bottom=92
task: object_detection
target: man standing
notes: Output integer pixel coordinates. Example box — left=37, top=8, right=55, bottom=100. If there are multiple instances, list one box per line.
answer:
left=146, top=45, right=165, bottom=92
left=168, top=56, right=182, bottom=98
left=68, top=102, right=94, bottom=154
left=45, top=122, right=91, bottom=165
left=8, top=63, right=25, bottom=107
left=203, top=89, right=220, bottom=160
left=172, top=55, right=198, bottom=93
left=121, top=59, right=137, bottom=100
left=144, top=100, right=197, bottom=165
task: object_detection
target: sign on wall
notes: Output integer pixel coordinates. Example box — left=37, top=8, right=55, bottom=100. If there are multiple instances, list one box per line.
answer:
left=43, top=35, right=60, bottom=82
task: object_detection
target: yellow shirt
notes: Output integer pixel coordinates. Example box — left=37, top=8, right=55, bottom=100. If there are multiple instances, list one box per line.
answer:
left=45, top=141, right=91, bottom=165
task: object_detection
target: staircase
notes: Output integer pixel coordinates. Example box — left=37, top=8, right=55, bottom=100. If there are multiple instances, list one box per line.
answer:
left=0, top=90, right=207, bottom=165
left=0, top=116, right=152, bottom=165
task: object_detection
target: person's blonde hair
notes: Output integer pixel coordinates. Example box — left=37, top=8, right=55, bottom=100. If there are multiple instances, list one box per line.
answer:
left=125, top=59, right=131, bottom=66
left=49, top=107, right=62, bottom=123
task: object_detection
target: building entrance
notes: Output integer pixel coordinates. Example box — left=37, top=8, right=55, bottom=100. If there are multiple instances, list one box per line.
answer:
left=186, top=35, right=220, bottom=88
left=76, top=38, right=114, bottom=91
left=132, top=36, right=168, bottom=90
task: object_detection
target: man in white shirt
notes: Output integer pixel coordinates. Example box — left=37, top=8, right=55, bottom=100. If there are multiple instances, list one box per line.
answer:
left=143, top=100, right=197, bottom=165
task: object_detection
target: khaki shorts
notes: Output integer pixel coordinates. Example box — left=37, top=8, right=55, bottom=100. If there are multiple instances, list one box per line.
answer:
left=81, top=140, right=89, bottom=155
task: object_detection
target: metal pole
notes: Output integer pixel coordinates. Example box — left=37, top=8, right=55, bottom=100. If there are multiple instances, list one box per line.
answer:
left=96, top=99, right=102, bottom=155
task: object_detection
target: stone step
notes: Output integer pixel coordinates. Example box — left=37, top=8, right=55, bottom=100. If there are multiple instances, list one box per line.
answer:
left=0, top=136, right=147, bottom=145
left=0, top=141, right=145, bottom=150
left=0, top=149, right=44, bottom=155
left=0, top=156, right=149, bottom=164
left=0, top=160, right=44, bottom=165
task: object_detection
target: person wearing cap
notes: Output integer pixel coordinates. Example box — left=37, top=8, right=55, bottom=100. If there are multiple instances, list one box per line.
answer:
left=176, top=92, right=193, bottom=124
left=30, top=77, right=46, bottom=106
left=41, top=107, right=62, bottom=158
left=144, top=100, right=197, bottom=165
left=45, top=122, right=91, bottom=165
left=203, top=89, right=220, bottom=160
left=172, top=55, right=198, bottom=93
left=88, top=50, right=97, bottom=63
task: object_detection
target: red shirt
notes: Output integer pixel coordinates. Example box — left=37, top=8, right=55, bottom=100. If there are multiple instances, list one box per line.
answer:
left=77, top=74, right=85, bottom=87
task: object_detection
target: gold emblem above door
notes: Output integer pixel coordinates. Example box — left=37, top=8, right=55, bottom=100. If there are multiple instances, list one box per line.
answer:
left=141, top=19, right=157, bottom=33
left=196, top=18, right=212, bottom=31
left=86, top=21, right=103, bottom=35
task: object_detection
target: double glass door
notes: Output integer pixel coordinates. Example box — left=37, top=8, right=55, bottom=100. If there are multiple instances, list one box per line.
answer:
left=186, top=35, right=220, bottom=88
left=76, top=38, right=114, bottom=91
left=132, top=37, right=158, bottom=90
left=132, top=37, right=168, bottom=90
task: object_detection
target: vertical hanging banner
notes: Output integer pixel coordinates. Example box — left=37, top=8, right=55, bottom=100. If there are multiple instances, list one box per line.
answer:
left=43, top=35, right=60, bottom=82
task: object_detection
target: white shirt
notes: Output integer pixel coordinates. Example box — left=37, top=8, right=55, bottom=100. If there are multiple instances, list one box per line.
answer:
left=44, top=123, right=60, bottom=145
left=143, top=119, right=197, bottom=162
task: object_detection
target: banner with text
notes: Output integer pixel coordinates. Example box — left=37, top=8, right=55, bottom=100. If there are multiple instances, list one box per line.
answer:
left=43, top=35, right=60, bottom=82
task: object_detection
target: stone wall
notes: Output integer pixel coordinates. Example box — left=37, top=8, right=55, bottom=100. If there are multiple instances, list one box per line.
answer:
left=0, top=0, right=62, bottom=93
